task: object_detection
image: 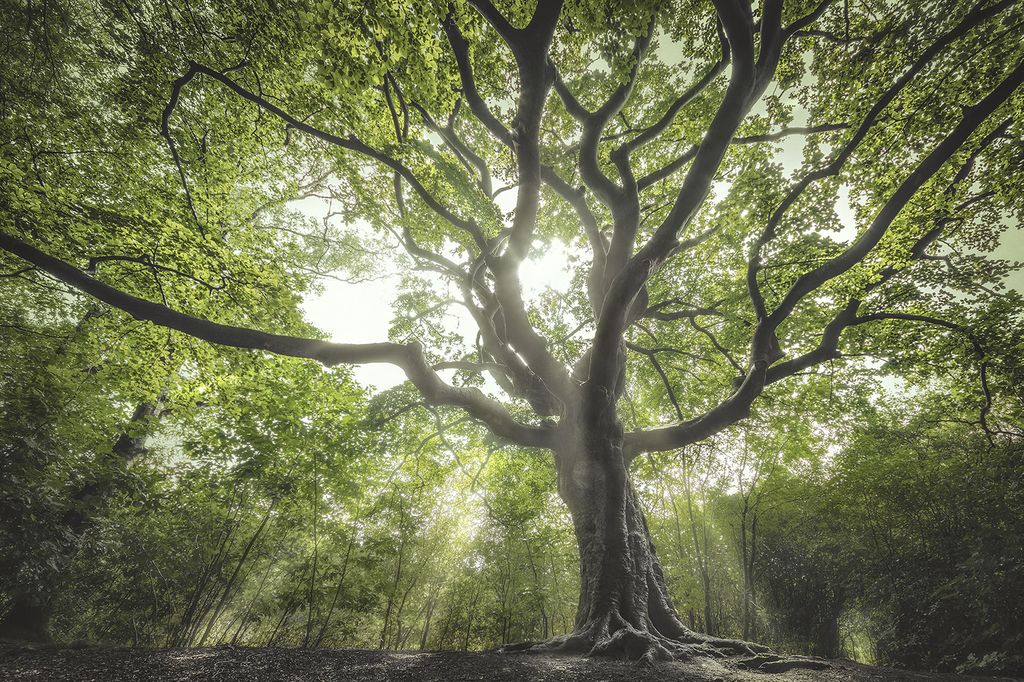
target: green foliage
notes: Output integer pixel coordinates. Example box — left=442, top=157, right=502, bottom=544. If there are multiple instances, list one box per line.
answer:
left=0, top=0, right=1022, bottom=674
left=829, top=411, right=1024, bottom=673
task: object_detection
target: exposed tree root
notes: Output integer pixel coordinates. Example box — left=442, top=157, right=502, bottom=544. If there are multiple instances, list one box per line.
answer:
left=676, top=631, right=772, bottom=657
left=506, top=629, right=717, bottom=665
left=738, top=653, right=833, bottom=673
left=499, top=621, right=829, bottom=672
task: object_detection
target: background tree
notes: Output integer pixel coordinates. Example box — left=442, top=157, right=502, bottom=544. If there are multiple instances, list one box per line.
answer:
left=0, top=281, right=175, bottom=641
left=1, top=0, right=1022, bottom=665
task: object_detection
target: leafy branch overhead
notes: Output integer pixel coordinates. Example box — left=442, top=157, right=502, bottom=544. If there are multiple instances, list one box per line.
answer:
left=1, top=0, right=1022, bottom=665
left=2, top=0, right=1021, bottom=453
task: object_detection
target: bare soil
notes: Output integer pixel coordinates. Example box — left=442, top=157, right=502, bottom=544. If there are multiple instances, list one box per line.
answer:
left=0, top=644, right=1020, bottom=682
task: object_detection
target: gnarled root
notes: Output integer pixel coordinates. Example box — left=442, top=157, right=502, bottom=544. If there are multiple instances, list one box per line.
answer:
left=738, top=653, right=833, bottom=673
left=676, top=631, right=772, bottom=657
left=498, top=613, right=783, bottom=666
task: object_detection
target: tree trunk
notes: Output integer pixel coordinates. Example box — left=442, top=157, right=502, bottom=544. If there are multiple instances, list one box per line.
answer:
left=532, top=412, right=764, bottom=662
left=418, top=594, right=435, bottom=651
left=741, top=512, right=759, bottom=642
left=313, top=536, right=353, bottom=647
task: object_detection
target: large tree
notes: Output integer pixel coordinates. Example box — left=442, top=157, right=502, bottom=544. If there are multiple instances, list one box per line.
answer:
left=1, top=0, right=1021, bottom=663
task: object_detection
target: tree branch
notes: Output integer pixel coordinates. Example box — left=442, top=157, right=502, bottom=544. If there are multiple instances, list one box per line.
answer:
left=766, top=59, right=1024, bottom=329
left=625, top=26, right=730, bottom=152
left=0, top=229, right=552, bottom=448
left=160, top=64, right=202, bottom=229
left=441, top=3, right=577, bottom=402
left=624, top=84, right=1019, bottom=458
left=443, top=14, right=600, bottom=262
left=638, top=124, right=847, bottom=191
left=626, top=341, right=685, bottom=421
left=850, top=312, right=994, bottom=441
left=182, top=62, right=487, bottom=249
left=588, top=0, right=762, bottom=392
left=442, top=16, right=514, bottom=147
left=746, top=0, right=1017, bottom=320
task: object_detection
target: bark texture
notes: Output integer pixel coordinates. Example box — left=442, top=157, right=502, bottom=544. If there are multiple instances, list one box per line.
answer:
left=510, top=407, right=773, bottom=663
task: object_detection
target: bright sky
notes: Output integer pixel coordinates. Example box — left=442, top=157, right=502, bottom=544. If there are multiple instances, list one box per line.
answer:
left=299, top=195, right=578, bottom=391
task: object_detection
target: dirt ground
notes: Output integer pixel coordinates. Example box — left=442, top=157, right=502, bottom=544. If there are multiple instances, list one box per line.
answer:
left=0, top=644, right=1020, bottom=682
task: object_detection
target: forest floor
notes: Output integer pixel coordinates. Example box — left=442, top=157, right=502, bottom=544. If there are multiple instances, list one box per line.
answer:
left=0, top=644, right=1020, bottom=682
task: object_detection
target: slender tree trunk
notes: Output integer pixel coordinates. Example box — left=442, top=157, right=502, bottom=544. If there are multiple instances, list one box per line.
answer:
left=681, top=455, right=716, bottom=637
left=659, top=454, right=714, bottom=636
left=313, top=536, right=354, bottom=647
left=380, top=493, right=406, bottom=650
left=740, top=501, right=751, bottom=641
left=741, top=512, right=759, bottom=642
left=177, top=492, right=245, bottom=646
left=228, top=554, right=277, bottom=645
left=196, top=502, right=274, bottom=647
left=548, top=554, right=566, bottom=633
left=418, top=591, right=436, bottom=650
left=267, top=602, right=297, bottom=647
left=523, top=539, right=548, bottom=639
left=394, top=574, right=419, bottom=650
left=816, top=610, right=841, bottom=659
left=304, top=453, right=320, bottom=647
left=462, top=585, right=480, bottom=651
left=436, top=591, right=455, bottom=650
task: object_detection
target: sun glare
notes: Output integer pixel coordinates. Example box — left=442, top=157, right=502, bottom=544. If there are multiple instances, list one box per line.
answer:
left=297, top=194, right=577, bottom=391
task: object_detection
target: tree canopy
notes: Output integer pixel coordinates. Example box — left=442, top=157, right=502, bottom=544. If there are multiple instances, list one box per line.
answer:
left=0, top=0, right=1022, bottom=673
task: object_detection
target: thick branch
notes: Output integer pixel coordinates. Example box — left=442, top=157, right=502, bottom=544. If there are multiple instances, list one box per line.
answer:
left=465, top=0, right=519, bottom=45
left=551, top=19, right=659, bottom=306
left=0, top=230, right=552, bottom=448
left=185, top=62, right=487, bottom=249
left=445, top=2, right=577, bottom=401
left=551, top=18, right=655, bottom=207
left=623, top=60, right=1020, bottom=458
left=588, top=0, right=761, bottom=391
left=746, top=0, right=1017, bottom=319
left=442, top=17, right=515, bottom=147
left=443, top=15, right=599, bottom=259
left=766, top=117, right=1011, bottom=384
left=766, top=59, right=1024, bottom=328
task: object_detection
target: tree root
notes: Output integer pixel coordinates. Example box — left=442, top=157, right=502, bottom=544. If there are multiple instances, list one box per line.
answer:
left=498, top=621, right=792, bottom=668
left=738, top=653, right=833, bottom=673
left=676, top=631, right=772, bottom=657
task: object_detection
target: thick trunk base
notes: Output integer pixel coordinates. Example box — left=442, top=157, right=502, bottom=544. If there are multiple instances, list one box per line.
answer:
left=538, top=426, right=827, bottom=670
left=502, top=621, right=828, bottom=672
left=501, top=609, right=770, bottom=662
